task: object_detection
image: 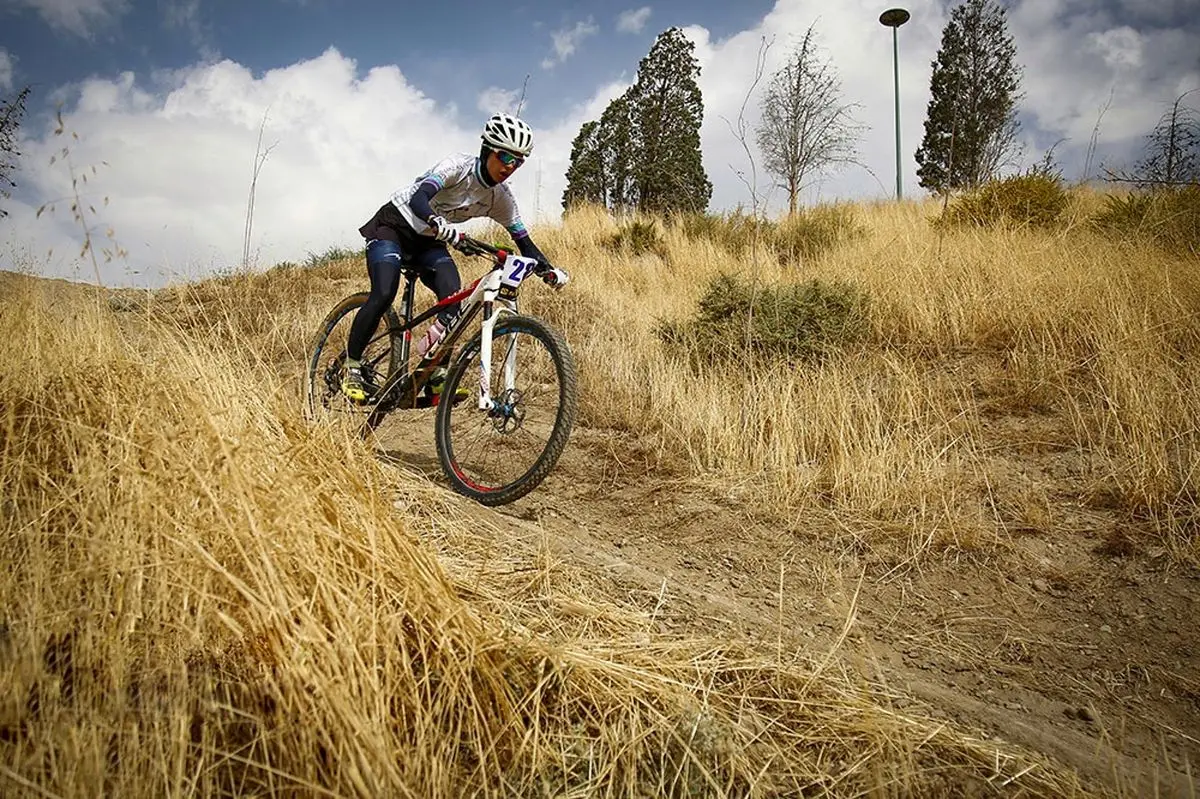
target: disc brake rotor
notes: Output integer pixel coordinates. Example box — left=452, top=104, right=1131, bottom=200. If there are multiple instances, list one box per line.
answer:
left=488, top=388, right=526, bottom=433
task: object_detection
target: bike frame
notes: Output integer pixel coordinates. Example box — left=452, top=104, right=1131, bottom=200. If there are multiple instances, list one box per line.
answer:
left=369, top=238, right=538, bottom=415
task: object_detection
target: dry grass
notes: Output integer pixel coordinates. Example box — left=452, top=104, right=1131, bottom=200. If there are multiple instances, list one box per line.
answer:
left=525, top=201, right=1200, bottom=566
left=0, top=254, right=1103, bottom=795
left=6, top=186, right=1198, bottom=795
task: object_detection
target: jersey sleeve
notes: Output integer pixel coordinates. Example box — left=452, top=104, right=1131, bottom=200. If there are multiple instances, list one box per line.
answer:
left=422, top=156, right=468, bottom=192
left=407, top=181, right=439, bottom=223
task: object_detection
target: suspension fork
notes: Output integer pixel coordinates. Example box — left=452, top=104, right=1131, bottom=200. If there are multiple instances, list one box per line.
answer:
left=477, top=289, right=519, bottom=411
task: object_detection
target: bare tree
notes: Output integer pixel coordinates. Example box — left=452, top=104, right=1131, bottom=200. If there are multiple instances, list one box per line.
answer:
left=242, top=108, right=277, bottom=270
left=1, top=86, right=31, bottom=219
left=755, top=25, right=864, bottom=215
left=1102, top=89, right=1200, bottom=188
left=1133, top=89, right=1199, bottom=187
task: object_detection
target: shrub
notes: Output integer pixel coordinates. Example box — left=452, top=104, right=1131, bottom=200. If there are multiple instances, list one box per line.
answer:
left=698, top=209, right=775, bottom=256
left=670, top=205, right=862, bottom=265
left=656, top=272, right=870, bottom=368
left=774, top=204, right=863, bottom=262
left=1092, top=185, right=1200, bottom=258
left=604, top=219, right=668, bottom=258
left=939, top=173, right=1071, bottom=230
left=670, top=210, right=727, bottom=243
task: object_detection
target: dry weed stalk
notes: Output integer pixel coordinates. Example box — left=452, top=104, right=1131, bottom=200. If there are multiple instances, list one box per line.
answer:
left=0, top=264, right=1098, bottom=795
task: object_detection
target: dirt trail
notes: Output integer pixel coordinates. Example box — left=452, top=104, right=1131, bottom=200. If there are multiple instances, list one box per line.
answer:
left=376, top=411, right=1200, bottom=797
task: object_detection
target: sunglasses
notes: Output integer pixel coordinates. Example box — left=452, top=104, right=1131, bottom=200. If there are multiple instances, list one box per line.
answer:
left=495, top=151, right=525, bottom=168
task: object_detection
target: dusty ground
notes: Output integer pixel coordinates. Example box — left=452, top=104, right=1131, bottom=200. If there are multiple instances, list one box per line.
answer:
left=373, top=407, right=1200, bottom=798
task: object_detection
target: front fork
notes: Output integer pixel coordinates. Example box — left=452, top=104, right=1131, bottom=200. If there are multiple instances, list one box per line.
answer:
left=477, top=291, right=519, bottom=411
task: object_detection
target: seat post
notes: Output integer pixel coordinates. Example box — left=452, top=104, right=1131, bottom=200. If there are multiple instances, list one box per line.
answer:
left=397, top=270, right=419, bottom=326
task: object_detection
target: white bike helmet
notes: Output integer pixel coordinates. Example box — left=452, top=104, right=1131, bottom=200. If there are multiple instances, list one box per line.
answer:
left=482, top=113, right=534, bottom=156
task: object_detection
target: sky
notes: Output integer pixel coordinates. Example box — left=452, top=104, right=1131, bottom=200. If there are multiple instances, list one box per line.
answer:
left=0, top=0, right=1197, bottom=287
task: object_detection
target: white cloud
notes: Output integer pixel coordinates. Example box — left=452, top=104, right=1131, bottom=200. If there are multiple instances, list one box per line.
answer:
left=6, top=0, right=130, bottom=38
left=617, top=7, right=652, bottom=35
left=5, top=0, right=1198, bottom=288
left=541, top=18, right=599, bottom=70
left=477, top=86, right=520, bottom=116
left=0, top=50, right=13, bottom=92
left=654, top=0, right=1200, bottom=209
left=1087, top=27, right=1143, bottom=71
left=1007, top=1, right=1200, bottom=156
left=4, top=49, right=475, bottom=286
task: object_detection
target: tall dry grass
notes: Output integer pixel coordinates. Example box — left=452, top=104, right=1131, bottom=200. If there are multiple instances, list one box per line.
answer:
left=1, top=274, right=1099, bottom=795
left=527, top=201, right=1200, bottom=565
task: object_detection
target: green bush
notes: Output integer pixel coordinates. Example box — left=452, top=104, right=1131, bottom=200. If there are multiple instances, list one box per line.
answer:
left=656, top=272, right=870, bottom=368
left=939, top=173, right=1071, bottom=230
left=1092, top=186, right=1200, bottom=257
left=605, top=219, right=668, bottom=257
left=670, top=205, right=862, bottom=265
left=673, top=209, right=774, bottom=256
left=774, top=204, right=863, bottom=262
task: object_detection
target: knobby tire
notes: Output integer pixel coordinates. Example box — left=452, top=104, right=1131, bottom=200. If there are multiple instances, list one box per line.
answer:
left=434, top=314, right=577, bottom=506
left=305, top=292, right=404, bottom=424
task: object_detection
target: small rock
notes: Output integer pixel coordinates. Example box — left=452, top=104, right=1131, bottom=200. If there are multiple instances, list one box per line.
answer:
left=1032, top=578, right=1050, bottom=593
left=1076, top=707, right=1094, bottom=723
left=1099, top=624, right=1112, bottom=634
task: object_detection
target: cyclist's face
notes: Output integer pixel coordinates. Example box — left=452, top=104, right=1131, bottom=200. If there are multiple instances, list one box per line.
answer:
left=486, top=150, right=523, bottom=183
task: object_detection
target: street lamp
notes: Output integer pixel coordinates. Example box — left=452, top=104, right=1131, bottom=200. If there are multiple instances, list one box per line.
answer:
left=879, top=8, right=910, bottom=201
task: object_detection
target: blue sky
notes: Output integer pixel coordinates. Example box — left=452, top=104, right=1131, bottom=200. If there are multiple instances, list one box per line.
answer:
left=1, top=0, right=1198, bottom=286
left=1, top=0, right=776, bottom=124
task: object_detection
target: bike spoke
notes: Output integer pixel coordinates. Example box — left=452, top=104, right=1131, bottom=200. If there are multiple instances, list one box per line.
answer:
left=306, top=295, right=403, bottom=425
left=437, top=319, right=573, bottom=501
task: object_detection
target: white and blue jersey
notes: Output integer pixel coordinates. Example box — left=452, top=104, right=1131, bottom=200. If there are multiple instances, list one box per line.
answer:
left=392, top=154, right=530, bottom=241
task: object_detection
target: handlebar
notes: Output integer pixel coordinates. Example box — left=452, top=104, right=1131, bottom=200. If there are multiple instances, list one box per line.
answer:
left=453, top=235, right=508, bottom=261
left=452, top=234, right=569, bottom=290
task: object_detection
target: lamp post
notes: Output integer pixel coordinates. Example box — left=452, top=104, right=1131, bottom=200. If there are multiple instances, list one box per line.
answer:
left=879, top=8, right=910, bottom=201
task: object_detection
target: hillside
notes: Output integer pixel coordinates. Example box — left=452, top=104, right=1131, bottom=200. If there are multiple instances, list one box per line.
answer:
left=2, top=196, right=1198, bottom=797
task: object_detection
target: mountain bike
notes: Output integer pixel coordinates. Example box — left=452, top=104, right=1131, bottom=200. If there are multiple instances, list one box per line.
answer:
left=305, top=235, right=577, bottom=506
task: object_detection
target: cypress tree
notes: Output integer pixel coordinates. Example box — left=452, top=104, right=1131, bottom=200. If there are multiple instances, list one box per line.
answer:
left=562, top=121, right=605, bottom=209
left=599, top=92, right=638, bottom=210
left=915, top=0, right=1022, bottom=192
left=630, top=27, right=711, bottom=213
left=562, top=27, right=711, bottom=214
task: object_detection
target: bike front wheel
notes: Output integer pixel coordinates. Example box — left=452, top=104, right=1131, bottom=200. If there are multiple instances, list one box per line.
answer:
left=435, top=315, right=577, bottom=506
left=305, top=293, right=406, bottom=424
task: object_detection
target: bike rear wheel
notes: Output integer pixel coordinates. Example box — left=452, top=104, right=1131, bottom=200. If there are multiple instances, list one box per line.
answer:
left=305, top=293, right=406, bottom=423
left=435, top=315, right=577, bottom=506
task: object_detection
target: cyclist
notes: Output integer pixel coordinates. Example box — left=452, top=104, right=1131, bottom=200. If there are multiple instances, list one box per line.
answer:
left=343, top=112, right=567, bottom=402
